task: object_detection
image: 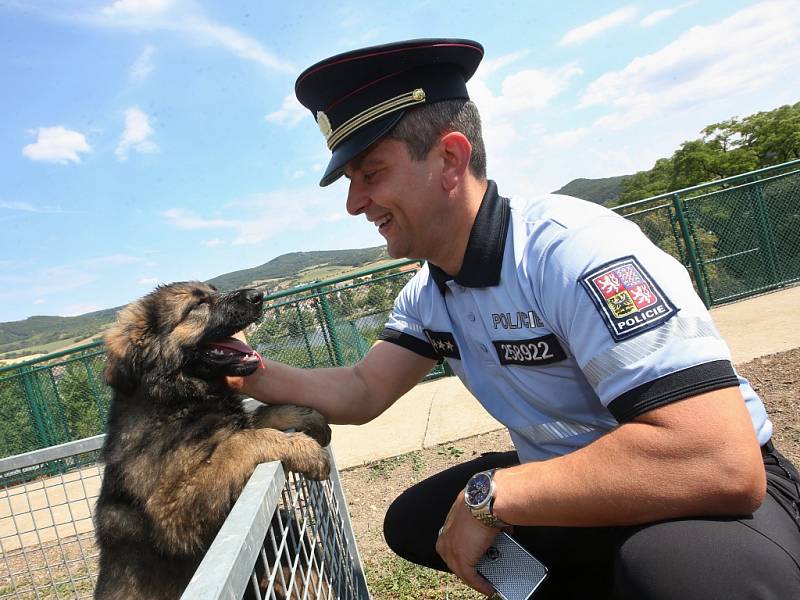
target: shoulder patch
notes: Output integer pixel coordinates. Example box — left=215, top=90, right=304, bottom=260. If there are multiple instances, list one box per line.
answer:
left=580, top=256, right=677, bottom=342
left=423, top=329, right=461, bottom=360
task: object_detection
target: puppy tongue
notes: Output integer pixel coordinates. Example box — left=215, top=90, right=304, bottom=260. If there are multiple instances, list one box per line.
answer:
left=205, top=337, right=265, bottom=369
left=207, top=337, right=255, bottom=354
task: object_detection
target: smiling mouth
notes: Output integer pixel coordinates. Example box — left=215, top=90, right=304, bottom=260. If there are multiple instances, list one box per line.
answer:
left=201, top=337, right=264, bottom=371
left=375, top=214, right=392, bottom=231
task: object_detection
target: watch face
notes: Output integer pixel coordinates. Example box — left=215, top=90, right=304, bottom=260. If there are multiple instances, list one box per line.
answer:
left=465, top=472, right=492, bottom=507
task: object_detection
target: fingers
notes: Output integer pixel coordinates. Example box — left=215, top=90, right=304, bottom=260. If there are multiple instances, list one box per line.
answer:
left=224, top=375, right=245, bottom=392
left=435, top=496, right=498, bottom=597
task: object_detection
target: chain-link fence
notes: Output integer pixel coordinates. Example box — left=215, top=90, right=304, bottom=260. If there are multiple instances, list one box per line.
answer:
left=0, top=438, right=368, bottom=600
left=612, top=159, right=800, bottom=305
left=248, top=262, right=424, bottom=371
left=0, top=347, right=109, bottom=464
left=2, top=160, right=798, bottom=460
left=0, top=260, right=450, bottom=461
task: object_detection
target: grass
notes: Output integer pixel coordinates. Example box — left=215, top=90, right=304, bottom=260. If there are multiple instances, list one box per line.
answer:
left=367, top=451, right=425, bottom=481
left=437, top=445, right=465, bottom=459
left=367, top=555, right=483, bottom=600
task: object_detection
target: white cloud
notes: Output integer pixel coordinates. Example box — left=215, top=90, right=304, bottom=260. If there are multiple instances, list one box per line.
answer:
left=84, top=254, right=143, bottom=267
left=0, top=200, right=67, bottom=214
left=115, top=106, right=158, bottom=160
left=1, top=200, right=41, bottom=212
left=61, top=303, right=104, bottom=317
left=559, top=6, right=638, bottom=46
left=469, top=63, right=583, bottom=122
left=0, top=254, right=145, bottom=308
left=477, top=50, right=530, bottom=77
left=640, top=2, right=695, bottom=27
left=162, top=208, right=239, bottom=230
left=22, top=126, right=92, bottom=164
left=130, top=43, right=155, bottom=82
left=543, top=127, right=590, bottom=148
left=34, top=299, right=46, bottom=305
left=266, top=94, right=307, bottom=127
left=186, top=19, right=295, bottom=73
left=103, top=0, right=174, bottom=17
left=201, top=239, right=224, bottom=247
left=228, top=187, right=344, bottom=245
left=95, top=1, right=294, bottom=74
left=138, top=276, right=159, bottom=286
left=580, top=1, right=800, bottom=128
left=162, top=185, right=344, bottom=245
left=292, top=170, right=305, bottom=179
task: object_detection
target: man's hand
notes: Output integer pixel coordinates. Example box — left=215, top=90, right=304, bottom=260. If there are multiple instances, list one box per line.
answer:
left=225, top=331, right=258, bottom=394
left=435, top=491, right=503, bottom=596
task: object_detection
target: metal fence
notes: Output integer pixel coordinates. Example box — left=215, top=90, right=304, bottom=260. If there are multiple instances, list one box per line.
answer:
left=611, top=159, right=800, bottom=306
left=2, top=160, right=798, bottom=459
left=0, top=437, right=369, bottom=600
left=0, top=260, right=449, bottom=460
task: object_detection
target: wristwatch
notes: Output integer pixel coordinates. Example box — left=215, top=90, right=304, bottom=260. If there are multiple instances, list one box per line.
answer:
left=464, top=469, right=509, bottom=529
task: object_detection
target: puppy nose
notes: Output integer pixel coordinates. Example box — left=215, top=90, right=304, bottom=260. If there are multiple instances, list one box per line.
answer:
left=239, top=289, right=263, bottom=304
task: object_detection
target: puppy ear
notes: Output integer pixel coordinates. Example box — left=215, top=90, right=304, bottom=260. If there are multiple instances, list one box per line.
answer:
left=103, top=306, right=146, bottom=395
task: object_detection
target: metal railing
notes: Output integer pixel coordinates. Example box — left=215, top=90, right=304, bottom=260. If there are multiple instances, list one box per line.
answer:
left=0, top=259, right=450, bottom=461
left=2, top=160, right=798, bottom=459
left=611, top=159, right=800, bottom=306
left=0, top=437, right=368, bottom=599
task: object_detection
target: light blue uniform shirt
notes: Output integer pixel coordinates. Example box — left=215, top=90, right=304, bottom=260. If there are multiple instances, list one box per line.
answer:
left=380, top=181, right=772, bottom=462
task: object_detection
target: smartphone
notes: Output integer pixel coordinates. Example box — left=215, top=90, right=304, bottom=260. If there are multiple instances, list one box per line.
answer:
left=476, top=532, right=548, bottom=600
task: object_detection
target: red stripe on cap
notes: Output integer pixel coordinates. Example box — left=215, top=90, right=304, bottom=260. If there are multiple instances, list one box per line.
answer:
left=324, top=69, right=405, bottom=112
left=296, top=42, right=483, bottom=91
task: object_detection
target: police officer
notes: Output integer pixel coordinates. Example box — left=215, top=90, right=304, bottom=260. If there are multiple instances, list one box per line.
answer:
left=230, top=39, right=800, bottom=598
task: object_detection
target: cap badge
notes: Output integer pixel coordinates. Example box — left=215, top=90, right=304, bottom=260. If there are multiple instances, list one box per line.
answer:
left=316, top=111, right=332, bottom=139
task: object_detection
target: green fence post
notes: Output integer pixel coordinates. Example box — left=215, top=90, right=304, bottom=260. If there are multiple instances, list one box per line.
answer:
left=47, top=366, right=72, bottom=442
left=318, top=291, right=345, bottom=367
left=348, top=320, right=370, bottom=360
left=20, top=366, right=52, bottom=449
left=295, top=304, right=316, bottom=367
left=82, top=356, right=108, bottom=429
left=749, top=177, right=781, bottom=286
left=672, top=193, right=712, bottom=307
left=312, top=296, right=337, bottom=367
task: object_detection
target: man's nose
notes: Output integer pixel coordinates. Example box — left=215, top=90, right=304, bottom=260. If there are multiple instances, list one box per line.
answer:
left=346, top=180, right=369, bottom=216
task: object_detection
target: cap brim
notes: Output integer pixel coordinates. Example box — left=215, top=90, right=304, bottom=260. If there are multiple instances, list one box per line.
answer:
left=319, top=110, right=405, bottom=187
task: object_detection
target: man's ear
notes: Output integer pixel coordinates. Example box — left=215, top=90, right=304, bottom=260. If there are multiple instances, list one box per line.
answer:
left=440, top=131, right=472, bottom=192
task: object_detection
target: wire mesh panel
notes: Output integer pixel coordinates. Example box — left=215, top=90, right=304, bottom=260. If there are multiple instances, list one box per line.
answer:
left=248, top=262, right=447, bottom=381
left=612, top=160, right=800, bottom=306
left=0, top=437, right=104, bottom=600
left=1, top=438, right=368, bottom=600
left=183, top=452, right=370, bottom=600
left=0, top=347, right=110, bottom=461
left=760, top=171, right=800, bottom=286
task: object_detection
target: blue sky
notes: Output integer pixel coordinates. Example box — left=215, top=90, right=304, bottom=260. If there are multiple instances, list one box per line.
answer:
left=1, top=0, right=798, bottom=322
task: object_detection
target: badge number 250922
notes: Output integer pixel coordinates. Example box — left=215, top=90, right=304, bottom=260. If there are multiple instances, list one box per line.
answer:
left=492, top=334, right=567, bottom=366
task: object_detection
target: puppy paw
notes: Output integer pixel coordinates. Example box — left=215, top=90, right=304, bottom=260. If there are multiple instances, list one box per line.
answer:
left=285, top=434, right=331, bottom=481
left=296, top=408, right=331, bottom=448
left=252, top=405, right=331, bottom=447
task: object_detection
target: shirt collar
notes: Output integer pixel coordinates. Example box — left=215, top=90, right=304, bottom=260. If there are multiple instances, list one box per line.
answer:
left=429, top=180, right=510, bottom=294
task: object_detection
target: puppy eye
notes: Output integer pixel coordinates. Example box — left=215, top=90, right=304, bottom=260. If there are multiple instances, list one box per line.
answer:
left=191, top=299, right=209, bottom=311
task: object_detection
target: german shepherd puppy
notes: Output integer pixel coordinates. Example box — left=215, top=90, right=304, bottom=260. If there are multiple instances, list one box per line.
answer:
left=94, top=282, right=331, bottom=600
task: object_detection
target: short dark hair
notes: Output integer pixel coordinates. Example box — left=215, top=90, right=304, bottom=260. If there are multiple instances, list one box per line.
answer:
left=387, top=99, right=487, bottom=179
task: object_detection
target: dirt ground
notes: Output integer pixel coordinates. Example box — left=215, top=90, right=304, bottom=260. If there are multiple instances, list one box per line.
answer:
left=339, top=347, right=800, bottom=599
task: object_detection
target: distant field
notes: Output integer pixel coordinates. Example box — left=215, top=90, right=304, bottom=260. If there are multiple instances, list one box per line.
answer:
left=0, top=253, right=402, bottom=364
left=0, top=334, right=104, bottom=366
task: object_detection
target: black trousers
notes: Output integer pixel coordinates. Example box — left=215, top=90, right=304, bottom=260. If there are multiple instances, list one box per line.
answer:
left=383, top=443, right=800, bottom=599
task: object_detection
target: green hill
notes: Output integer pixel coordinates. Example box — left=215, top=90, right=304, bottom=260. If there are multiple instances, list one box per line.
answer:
left=553, top=175, right=633, bottom=205
left=0, top=245, right=388, bottom=359
left=206, top=246, right=387, bottom=290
